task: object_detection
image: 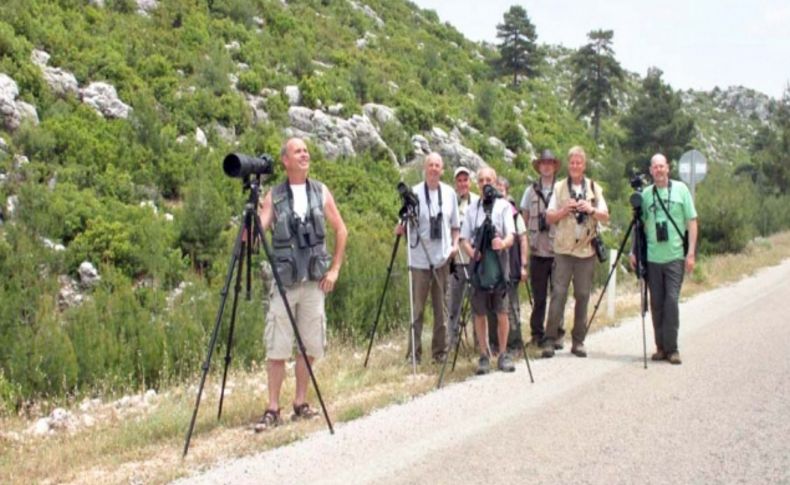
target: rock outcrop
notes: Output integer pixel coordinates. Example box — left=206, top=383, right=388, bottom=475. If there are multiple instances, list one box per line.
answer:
left=80, top=82, right=132, bottom=119
left=287, top=106, right=396, bottom=163
left=1, top=73, right=39, bottom=131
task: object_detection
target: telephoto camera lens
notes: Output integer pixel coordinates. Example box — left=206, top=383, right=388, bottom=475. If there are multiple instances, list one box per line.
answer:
left=223, top=153, right=274, bottom=178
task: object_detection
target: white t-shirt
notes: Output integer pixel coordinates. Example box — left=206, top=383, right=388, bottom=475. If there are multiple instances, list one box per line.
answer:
left=407, top=181, right=460, bottom=269
left=290, top=183, right=308, bottom=219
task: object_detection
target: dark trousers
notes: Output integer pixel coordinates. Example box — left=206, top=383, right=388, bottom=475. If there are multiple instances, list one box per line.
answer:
left=487, top=281, right=524, bottom=353
left=646, top=260, right=685, bottom=353
left=528, top=255, right=554, bottom=342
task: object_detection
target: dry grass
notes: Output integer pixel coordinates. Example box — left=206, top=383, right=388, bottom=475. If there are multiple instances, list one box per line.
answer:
left=2, top=232, right=790, bottom=484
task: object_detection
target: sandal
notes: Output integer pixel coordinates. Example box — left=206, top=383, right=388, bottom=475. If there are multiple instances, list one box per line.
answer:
left=291, top=402, right=319, bottom=422
left=253, top=409, right=282, bottom=433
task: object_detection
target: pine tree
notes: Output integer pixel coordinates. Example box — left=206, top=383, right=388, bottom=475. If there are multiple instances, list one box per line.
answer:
left=570, top=30, right=625, bottom=141
left=621, top=68, right=695, bottom=172
left=496, top=5, right=541, bottom=86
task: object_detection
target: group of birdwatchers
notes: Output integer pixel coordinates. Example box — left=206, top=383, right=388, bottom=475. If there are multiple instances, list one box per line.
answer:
left=251, top=137, right=698, bottom=432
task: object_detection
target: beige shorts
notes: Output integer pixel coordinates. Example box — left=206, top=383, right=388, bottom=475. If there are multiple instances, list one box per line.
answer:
left=265, top=281, right=326, bottom=360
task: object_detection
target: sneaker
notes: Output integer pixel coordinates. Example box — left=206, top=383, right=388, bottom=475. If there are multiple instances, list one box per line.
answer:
left=667, top=352, right=682, bottom=365
left=541, top=342, right=555, bottom=358
left=476, top=355, right=490, bottom=375
left=291, top=402, right=319, bottom=422
left=253, top=409, right=283, bottom=433
left=651, top=350, right=667, bottom=361
left=571, top=343, right=587, bottom=358
left=498, top=353, right=516, bottom=372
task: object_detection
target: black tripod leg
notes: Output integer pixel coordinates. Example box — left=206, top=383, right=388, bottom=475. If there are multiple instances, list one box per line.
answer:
left=364, top=232, right=402, bottom=368
left=585, top=221, right=635, bottom=334
left=217, top=237, right=247, bottom=420
left=183, top=221, right=245, bottom=457
left=253, top=213, right=334, bottom=434
left=451, top=285, right=472, bottom=371
left=640, top=277, right=648, bottom=369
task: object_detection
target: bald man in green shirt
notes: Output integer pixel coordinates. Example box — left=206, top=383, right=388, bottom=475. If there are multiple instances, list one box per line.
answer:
left=631, top=153, right=698, bottom=365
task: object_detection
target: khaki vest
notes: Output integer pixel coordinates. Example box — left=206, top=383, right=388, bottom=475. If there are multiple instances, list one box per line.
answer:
left=552, top=177, right=601, bottom=258
left=525, top=183, right=556, bottom=257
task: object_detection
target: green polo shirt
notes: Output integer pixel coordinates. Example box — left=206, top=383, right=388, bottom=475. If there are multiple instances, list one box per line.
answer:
left=640, top=180, right=697, bottom=263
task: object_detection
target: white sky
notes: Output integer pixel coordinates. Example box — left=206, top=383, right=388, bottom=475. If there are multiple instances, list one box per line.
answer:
left=411, top=0, right=790, bottom=99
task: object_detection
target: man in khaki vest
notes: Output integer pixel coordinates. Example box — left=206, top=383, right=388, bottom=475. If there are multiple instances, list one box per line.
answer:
left=542, top=146, right=609, bottom=358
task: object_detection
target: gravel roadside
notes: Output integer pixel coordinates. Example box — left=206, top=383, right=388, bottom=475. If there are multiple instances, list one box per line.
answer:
left=175, top=260, right=790, bottom=485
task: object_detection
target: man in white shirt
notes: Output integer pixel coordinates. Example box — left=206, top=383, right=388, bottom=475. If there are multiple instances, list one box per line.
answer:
left=395, top=153, right=460, bottom=363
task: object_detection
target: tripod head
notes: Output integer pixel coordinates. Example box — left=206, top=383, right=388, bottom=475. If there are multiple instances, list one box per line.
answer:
left=397, top=181, right=420, bottom=222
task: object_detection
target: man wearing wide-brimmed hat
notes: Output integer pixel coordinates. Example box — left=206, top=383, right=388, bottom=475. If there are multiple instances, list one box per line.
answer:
left=520, top=149, right=563, bottom=347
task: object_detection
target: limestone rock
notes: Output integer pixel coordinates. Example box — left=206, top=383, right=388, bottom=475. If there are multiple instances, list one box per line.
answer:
left=136, top=0, right=158, bottom=15
left=80, top=82, right=132, bottom=119
left=286, top=106, right=396, bottom=163
left=195, top=127, right=207, bottom=147
left=362, top=103, right=398, bottom=128
left=78, top=261, right=101, bottom=288
left=284, top=85, right=301, bottom=106
left=31, top=49, right=79, bottom=97
left=245, top=93, right=269, bottom=124
left=1, top=73, right=39, bottom=131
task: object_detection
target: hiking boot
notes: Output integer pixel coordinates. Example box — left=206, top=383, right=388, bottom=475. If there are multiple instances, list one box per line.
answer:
left=253, top=409, right=283, bottom=433
left=291, top=402, right=319, bottom=422
left=553, top=338, right=564, bottom=350
left=571, top=343, right=587, bottom=358
left=541, top=341, right=555, bottom=358
left=498, top=353, right=515, bottom=372
left=651, top=350, right=667, bottom=361
left=476, top=355, right=490, bottom=375
left=667, top=352, right=682, bottom=365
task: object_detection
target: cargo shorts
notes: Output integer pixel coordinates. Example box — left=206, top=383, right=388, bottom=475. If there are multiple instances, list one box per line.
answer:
left=265, top=281, right=326, bottom=360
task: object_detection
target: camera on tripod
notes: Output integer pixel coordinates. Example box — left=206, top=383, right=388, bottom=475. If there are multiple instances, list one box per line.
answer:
left=397, top=182, right=419, bottom=215
left=481, top=184, right=501, bottom=214
left=223, top=153, right=274, bottom=178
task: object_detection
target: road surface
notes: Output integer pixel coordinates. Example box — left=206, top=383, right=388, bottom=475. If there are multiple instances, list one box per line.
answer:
left=176, top=260, right=790, bottom=484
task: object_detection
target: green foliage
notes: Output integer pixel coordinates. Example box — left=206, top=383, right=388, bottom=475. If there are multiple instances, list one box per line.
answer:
left=495, top=5, right=541, bottom=85
left=570, top=30, right=625, bottom=141
left=621, top=68, right=695, bottom=172
left=695, top=168, right=758, bottom=253
left=178, top=175, right=229, bottom=272
left=298, top=75, right=331, bottom=109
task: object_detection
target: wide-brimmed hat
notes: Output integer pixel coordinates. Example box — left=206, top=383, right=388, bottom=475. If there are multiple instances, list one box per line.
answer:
left=532, top=149, right=560, bottom=172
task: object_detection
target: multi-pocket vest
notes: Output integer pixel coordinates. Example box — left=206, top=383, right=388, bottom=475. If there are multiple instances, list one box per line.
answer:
left=553, top=177, right=599, bottom=258
left=270, top=179, right=331, bottom=287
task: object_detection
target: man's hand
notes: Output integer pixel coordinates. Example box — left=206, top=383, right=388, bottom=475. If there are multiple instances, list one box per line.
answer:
left=394, top=224, right=405, bottom=236
left=685, top=253, right=695, bottom=274
left=520, top=266, right=528, bottom=282
left=319, top=268, right=339, bottom=293
left=628, top=254, right=636, bottom=270
left=491, top=236, right=505, bottom=250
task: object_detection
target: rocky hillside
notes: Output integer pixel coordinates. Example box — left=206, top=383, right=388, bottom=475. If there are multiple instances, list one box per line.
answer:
left=0, top=0, right=777, bottom=404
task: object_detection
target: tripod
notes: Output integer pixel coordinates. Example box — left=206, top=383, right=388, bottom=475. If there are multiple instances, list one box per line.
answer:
left=364, top=202, right=453, bottom=377
left=183, top=175, right=333, bottom=457
left=438, top=210, right=534, bottom=386
left=585, top=192, right=649, bottom=369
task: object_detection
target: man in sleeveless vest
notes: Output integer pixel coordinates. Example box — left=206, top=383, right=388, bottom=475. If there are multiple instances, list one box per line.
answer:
left=254, top=137, right=348, bottom=431
left=395, top=153, right=460, bottom=364
left=448, top=166, right=479, bottom=345
left=460, top=167, right=516, bottom=374
left=520, top=149, right=562, bottom=348
left=630, top=153, right=698, bottom=365
left=542, top=146, right=609, bottom=358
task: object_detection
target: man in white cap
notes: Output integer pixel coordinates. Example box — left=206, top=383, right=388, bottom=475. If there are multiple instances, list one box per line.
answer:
left=447, top=166, right=479, bottom=342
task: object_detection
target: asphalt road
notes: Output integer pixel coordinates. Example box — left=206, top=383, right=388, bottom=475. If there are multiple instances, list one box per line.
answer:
left=176, top=260, right=790, bottom=485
